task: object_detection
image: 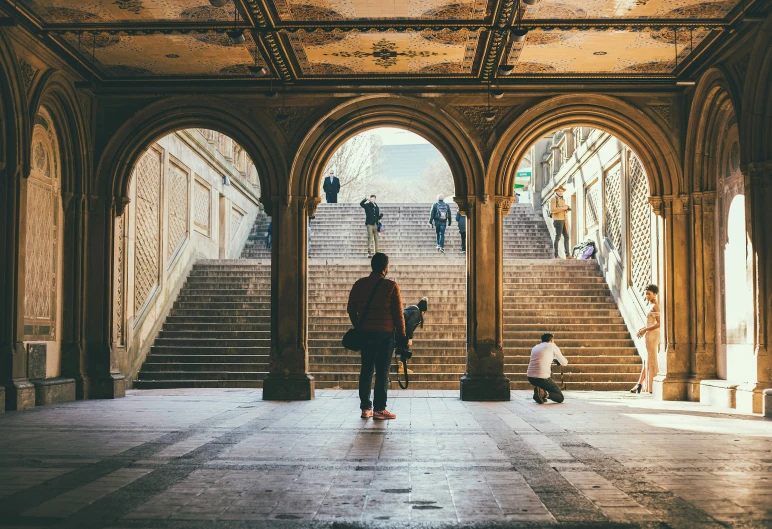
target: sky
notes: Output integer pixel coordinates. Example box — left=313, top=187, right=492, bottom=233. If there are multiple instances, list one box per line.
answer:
left=362, top=127, right=430, bottom=146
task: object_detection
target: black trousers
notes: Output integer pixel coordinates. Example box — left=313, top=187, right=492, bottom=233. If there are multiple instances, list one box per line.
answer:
left=359, top=332, right=395, bottom=411
left=459, top=230, right=466, bottom=251
left=553, top=220, right=570, bottom=257
left=527, top=376, right=564, bottom=403
left=325, top=192, right=338, bottom=204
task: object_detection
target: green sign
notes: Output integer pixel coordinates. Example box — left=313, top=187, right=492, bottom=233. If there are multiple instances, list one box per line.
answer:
left=516, top=171, right=532, bottom=177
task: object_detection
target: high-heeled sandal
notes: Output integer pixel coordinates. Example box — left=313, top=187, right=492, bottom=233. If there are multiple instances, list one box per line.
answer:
left=630, top=384, right=642, bottom=394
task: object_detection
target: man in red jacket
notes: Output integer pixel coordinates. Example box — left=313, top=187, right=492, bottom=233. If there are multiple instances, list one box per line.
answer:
left=347, top=253, right=407, bottom=420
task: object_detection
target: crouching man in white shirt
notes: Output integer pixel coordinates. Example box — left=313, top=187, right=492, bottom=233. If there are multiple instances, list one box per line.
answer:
left=527, top=333, right=569, bottom=404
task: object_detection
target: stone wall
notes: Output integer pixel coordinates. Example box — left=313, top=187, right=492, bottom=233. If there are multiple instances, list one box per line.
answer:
left=116, top=130, right=261, bottom=383
left=538, top=129, right=658, bottom=360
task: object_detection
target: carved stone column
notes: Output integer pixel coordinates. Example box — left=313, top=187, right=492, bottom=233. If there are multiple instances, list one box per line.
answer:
left=0, top=165, right=35, bottom=410
left=84, top=195, right=126, bottom=399
left=652, top=195, right=692, bottom=401
left=742, top=162, right=772, bottom=413
left=459, top=195, right=510, bottom=401
left=60, top=192, right=90, bottom=398
left=263, top=196, right=315, bottom=400
left=688, top=191, right=717, bottom=400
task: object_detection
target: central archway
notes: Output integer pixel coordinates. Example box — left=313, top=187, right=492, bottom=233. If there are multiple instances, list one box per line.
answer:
left=290, top=95, right=483, bottom=204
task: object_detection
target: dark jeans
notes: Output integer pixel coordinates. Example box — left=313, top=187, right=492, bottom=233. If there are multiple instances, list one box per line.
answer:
left=435, top=223, right=447, bottom=248
left=266, top=233, right=271, bottom=249
left=459, top=230, right=466, bottom=251
left=527, top=376, right=564, bottom=403
left=359, top=332, right=395, bottom=411
left=553, top=220, right=569, bottom=257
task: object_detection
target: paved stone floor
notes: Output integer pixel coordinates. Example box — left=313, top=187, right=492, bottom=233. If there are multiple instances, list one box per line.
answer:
left=0, top=390, right=770, bottom=529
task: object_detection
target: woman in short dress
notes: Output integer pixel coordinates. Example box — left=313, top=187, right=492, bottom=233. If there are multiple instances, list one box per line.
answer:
left=631, top=284, right=660, bottom=393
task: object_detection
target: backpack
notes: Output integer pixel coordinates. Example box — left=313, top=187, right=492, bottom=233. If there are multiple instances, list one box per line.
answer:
left=436, top=202, right=449, bottom=222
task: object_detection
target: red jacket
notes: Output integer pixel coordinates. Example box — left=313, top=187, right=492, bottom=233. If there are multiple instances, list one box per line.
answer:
left=347, top=272, right=406, bottom=336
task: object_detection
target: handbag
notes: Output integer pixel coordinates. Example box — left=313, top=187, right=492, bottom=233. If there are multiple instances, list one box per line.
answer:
left=342, top=278, right=384, bottom=351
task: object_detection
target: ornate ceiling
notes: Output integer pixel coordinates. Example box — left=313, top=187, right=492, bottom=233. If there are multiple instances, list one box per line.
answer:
left=4, top=0, right=754, bottom=83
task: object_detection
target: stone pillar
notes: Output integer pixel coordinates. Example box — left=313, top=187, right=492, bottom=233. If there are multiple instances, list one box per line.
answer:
left=459, top=196, right=510, bottom=401
left=84, top=196, right=126, bottom=399
left=263, top=196, right=315, bottom=400
left=0, top=165, right=36, bottom=410
left=688, top=191, right=717, bottom=400
left=651, top=195, right=691, bottom=401
left=60, top=192, right=90, bottom=399
left=742, top=162, right=772, bottom=413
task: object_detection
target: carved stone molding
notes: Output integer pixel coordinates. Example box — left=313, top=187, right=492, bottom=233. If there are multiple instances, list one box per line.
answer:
left=87, top=195, right=101, bottom=212
left=17, top=58, right=39, bottom=94
left=266, top=106, right=314, bottom=140
left=307, top=196, right=321, bottom=217
left=452, top=105, right=502, bottom=145
left=734, top=52, right=751, bottom=82
left=453, top=196, right=470, bottom=215
left=648, top=196, right=664, bottom=215
left=649, top=104, right=673, bottom=125
left=494, top=195, right=514, bottom=215
left=113, top=196, right=131, bottom=216
left=692, top=191, right=717, bottom=212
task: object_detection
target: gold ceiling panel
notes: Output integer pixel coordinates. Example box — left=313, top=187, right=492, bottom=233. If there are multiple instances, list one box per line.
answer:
left=62, top=32, right=270, bottom=78
left=522, top=0, right=741, bottom=19
left=20, top=0, right=236, bottom=23
left=271, top=0, right=493, bottom=21
left=287, top=29, right=482, bottom=75
left=506, top=28, right=713, bottom=74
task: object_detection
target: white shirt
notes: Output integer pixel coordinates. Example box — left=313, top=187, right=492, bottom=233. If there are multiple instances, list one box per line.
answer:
left=527, top=342, right=568, bottom=379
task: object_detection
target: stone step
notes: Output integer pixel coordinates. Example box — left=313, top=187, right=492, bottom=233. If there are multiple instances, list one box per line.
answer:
left=153, top=336, right=270, bottom=346
left=165, top=316, right=268, bottom=324
left=145, top=354, right=271, bottom=363
left=133, top=380, right=265, bottom=389
left=309, top=364, right=467, bottom=374
left=503, top=347, right=638, bottom=355
left=503, top=364, right=642, bottom=374
left=158, top=330, right=270, bottom=339
left=137, top=371, right=269, bottom=381
left=141, top=362, right=270, bottom=373
left=150, top=346, right=271, bottom=355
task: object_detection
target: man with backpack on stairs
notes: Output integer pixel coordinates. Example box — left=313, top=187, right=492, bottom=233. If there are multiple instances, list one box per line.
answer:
left=429, top=194, right=452, bottom=253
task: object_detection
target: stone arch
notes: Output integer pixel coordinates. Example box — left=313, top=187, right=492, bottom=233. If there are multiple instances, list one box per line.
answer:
left=0, top=31, right=30, bottom=179
left=97, top=97, right=284, bottom=215
left=741, top=13, right=772, bottom=165
left=32, top=72, right=91, bottom=197
left=491, top=95, right=682, bottom=199
left=685, top=68, right=739, bottom=192
left=290, top=95, right=483, bottom=206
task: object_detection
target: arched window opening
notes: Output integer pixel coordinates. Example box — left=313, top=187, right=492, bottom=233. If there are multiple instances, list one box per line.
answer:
left=24, top=106, right=64, bottom=380
left=119, top=128, right=270, bottom=389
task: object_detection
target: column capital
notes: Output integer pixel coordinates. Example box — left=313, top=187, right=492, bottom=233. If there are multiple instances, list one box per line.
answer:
left=494, top=195, right=514, bottom=215
left=692, top=191, right=717, bottom=212
left=307, top=196, right=321, bottom=217
left=660, top=194, right=690, bottom=215
left=112, top=195, right=130, bottom=217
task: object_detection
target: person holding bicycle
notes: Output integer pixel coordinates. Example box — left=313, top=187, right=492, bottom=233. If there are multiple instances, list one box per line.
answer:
left=527, top=333, right=568, bottom=404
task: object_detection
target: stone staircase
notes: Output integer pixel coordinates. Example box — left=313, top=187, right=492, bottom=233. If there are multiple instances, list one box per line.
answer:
left=239, top=210, right=272, bottom=259
left=310, top=203, right=465, bottom=259
left=134, top=201, right=641, bottom=392
left=503, top=260, right=642, bottom=390
left=308, top=262, right=466, bottom=389
left=503, top=203, right=554, bottom=259
left=134, top=260, right=270, bottom=389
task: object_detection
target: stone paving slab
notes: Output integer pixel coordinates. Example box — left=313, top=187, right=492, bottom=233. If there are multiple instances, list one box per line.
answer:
left=0, top=389, right=770, bottom=528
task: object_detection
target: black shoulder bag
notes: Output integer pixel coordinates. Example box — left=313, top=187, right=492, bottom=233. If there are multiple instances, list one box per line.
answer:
left=342, top=278, right=384, bottom=351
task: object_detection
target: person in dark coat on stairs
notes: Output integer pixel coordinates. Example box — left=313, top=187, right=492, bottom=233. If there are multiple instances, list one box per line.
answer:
left=456, top=211, right=466, bottom=253
left=323, top=169, right=340, bottom=203
left=399, top=297, right=429, bottom=375
left=429, top=194, right=452, bottom=253
left=360, top=195, right=382, bottom=258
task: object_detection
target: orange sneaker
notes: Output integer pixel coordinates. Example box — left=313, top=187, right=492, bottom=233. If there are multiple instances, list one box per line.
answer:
left=361, top=409, right=373, bottom=419
left=373, top=409, right=396, bottom=420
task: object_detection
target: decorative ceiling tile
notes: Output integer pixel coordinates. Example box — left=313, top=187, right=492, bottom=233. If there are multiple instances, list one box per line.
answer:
left=271, top=0, right=493, bottom=21
left=62, top=32, right=270, bottom=77
left=506, top=28, right=712, bottom=74
left=288, top=29, right=482, bottom=75
left=522, top=0, right=741, bottom=19
left=19, top=0, right=237, bottom=23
